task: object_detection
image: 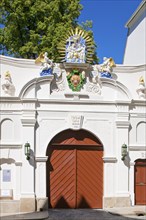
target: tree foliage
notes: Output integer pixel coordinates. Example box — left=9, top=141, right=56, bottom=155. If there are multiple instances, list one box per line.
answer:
left=79, top=21, right=99, bottom=64
left=0, top=0, right=98, bottom=62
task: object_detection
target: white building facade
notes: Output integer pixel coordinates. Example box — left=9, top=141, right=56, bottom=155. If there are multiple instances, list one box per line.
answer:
left=0, top=1, right=146, bottom=213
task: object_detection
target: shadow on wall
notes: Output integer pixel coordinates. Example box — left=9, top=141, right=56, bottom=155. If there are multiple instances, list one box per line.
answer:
left=123, top=153, right=131, bottom=168
left=28, top=149, right=36, bottom=169
left=0, top=158, right=15, bottom=167
left=0, top=151, right=36, bottom=169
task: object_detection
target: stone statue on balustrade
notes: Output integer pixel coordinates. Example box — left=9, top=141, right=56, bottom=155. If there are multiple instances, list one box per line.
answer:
left=35, top=52, right=63, bottom=82
left=35, top=52, right=54, bottom=76
left=2, top=71, right=15, bottom=96
left=94, top=57, right=116, bottom=79
left=136, top=76, right=146, bottom=99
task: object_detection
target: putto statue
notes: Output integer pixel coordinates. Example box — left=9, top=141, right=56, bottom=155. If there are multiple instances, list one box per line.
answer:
left=94, top=57, right=116, bottom=78
left=35, top=52, right=54, bottom=76
left=136, top=76, right=146, bottom=99
left=2, top=71, right=15, bottom=96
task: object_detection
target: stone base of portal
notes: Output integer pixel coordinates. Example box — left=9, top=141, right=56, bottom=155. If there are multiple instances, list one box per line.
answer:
left=104, top=196, right=131, bottom=208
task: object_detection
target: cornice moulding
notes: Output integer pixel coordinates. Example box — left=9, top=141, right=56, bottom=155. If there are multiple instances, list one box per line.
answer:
left=0, top=55, right=37, bottom=68
left=129, top=145, right=146, bottom=151
left=103, top=157, right=117, bottom=163
left=132, top=99, right=146, bottom=105
left=0, top=97, right=132, bottom=105
left=1, top=55, right=145, bottom=72
left=113, top=64, right=146, bottom=73
left=35, top=156, right=48, bottom=162
left=37, top=99, right=132, bottom=105
left=130, top=113, right=146, bottom=118
left=21, top=98, right=38, bottom=103
left=125, top=0, right=146, bottom=27
left=63, top=62, right=90, bottom=69
left=115, top=120, right=130, bottom=128
left=0, top=143, right=22, bottom=148
left=0, top=97, right=20, bottom=102
left=21, top=118, right=36, bottom=127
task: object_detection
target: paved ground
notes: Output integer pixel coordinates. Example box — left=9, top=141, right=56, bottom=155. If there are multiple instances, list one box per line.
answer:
left=47, top=209, right=146, bottom=220
left=1, top=209, right=146, bottom=220
left=48, top=209, right=146, bottom=220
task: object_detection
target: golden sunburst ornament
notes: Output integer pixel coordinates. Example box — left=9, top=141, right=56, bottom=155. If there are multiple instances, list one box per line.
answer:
left=57, top=27, right=95, bottom=64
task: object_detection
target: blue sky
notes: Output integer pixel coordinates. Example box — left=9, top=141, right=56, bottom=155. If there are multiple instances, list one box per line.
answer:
left=78, top=0, right=142, bottom=64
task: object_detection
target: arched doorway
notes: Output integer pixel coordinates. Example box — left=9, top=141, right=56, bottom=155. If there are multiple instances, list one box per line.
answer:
left=135, top=159, right=146, bottom=205
left=46, top=129, right=103, bottom=209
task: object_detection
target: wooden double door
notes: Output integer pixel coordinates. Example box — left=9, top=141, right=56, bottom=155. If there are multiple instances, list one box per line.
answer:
left=135, top=159, right=146, bottom=205
left=47, top=129, right=103, bottom=209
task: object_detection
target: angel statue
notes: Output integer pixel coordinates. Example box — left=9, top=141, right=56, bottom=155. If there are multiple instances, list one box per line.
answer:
left=94, top=57, right=116, bottom=78
left=35, top=52, right=53, bottom=76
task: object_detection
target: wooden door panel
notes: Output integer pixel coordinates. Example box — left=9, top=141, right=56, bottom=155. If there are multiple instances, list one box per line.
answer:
left=135, top=185, right=146, bottom=205
left=135, top=167, right=146, bottom=183
left=135, top=160, right=146, bottom=205
left=76, top=149, right=103, bottom=208
left=47, top=129, right=103, bottom=209
left=50, top=149, right=76, bottom=208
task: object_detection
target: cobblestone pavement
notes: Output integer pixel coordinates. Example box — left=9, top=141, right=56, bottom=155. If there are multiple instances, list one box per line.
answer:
left=47, top=209, right=145, bottom=220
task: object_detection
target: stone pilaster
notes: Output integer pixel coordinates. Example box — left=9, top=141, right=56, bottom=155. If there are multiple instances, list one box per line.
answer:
left=114, top=104, right=131, bottom=206
left=129, top=162, right=135, bottom=205
left=15, top=162, right=22, bottom=200
left=35, top=156, right=48, bottom=211
left=20, top=104, right=36, bottom=212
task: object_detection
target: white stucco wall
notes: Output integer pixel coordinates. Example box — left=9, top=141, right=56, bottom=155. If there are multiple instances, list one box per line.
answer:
left=123, top=1, right=146, bottom=65
left=0, top=1, right=146, bottom=212
left=0, top=55, right=146, bottom=209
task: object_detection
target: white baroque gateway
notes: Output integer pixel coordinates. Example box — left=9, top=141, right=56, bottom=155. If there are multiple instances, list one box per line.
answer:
left=0, top=1, right=146, bottom=214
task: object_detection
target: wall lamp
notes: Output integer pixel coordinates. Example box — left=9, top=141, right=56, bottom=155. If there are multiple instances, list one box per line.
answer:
left=121, top=143, right=128, bottom=161
left=24, top=142, right=31, bottom=160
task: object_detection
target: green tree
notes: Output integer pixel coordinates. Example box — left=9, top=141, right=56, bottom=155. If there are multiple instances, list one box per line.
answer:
left=79, top=20, right=99, bottom=64
left=0, top=0, right=98, bottom=63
